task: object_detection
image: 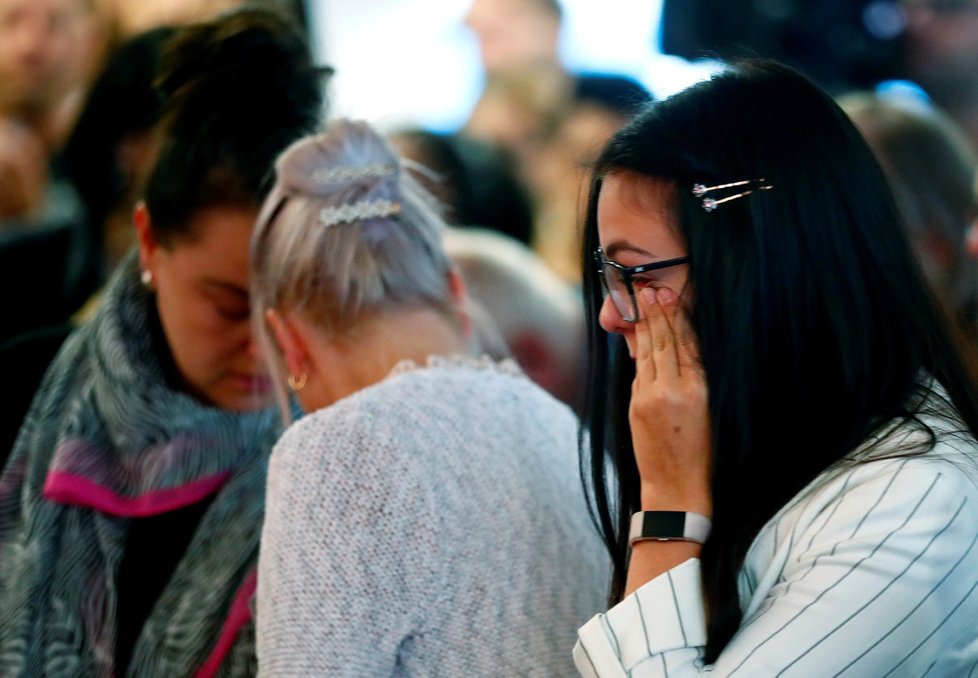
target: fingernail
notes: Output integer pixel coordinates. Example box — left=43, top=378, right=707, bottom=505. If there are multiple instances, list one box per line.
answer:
left=657, top=287, right=677, bottom=305
left=642, top=288, right=657, bottom=304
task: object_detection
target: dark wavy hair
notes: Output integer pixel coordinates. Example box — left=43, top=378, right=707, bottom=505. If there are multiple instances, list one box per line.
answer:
left=579, top=60, right=978, bottom=663
left=144, top=8, right=326, bottom=244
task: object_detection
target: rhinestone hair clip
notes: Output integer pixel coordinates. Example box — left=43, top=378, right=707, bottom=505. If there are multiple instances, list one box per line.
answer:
left=692, top=178, right=773, bottom=212
left=319, top=199, right=401, bottom=227
left=310, top=163, right=396, bottom=184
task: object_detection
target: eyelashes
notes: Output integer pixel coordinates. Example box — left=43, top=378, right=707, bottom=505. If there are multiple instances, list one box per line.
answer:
left=632, top=277, right=665, bottom=289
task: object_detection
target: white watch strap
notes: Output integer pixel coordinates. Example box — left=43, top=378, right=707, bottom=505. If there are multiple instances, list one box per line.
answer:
left=629, top=511, right=712, bottom=546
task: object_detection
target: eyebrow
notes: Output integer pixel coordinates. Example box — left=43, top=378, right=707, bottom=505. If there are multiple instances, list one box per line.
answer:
left=603, top=241, right=659, bottom=260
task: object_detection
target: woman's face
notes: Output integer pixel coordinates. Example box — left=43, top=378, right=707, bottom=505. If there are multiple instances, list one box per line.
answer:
left=138, top=204, right=271, bottom=411
left=596, top=172, right=689, bottom=359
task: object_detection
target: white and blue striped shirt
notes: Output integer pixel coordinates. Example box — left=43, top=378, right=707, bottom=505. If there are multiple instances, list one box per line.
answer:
left=576, top=413, right=978, bottom=676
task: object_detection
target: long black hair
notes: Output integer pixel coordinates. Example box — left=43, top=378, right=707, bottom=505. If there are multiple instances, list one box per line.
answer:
left=579, top=60, right=978, bottom=663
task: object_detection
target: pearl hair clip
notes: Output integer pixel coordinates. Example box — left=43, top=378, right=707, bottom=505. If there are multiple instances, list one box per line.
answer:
left=310, top=163, right=395, bottom=184
left=692, top=178, right=773, bottom=212
left=319, top=199, right=401, bottom=227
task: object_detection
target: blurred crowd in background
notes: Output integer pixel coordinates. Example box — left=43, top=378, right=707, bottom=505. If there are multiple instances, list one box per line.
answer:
left=2, top=0, right=978, bottom=422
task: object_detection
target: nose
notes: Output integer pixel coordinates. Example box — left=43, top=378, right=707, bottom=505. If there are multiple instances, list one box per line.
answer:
left=245, top=331, right=263, bottom=360
left=598, top=294, right=632, bottom=336
left=239, top=319, right=263, bottom=360
left=10, top=11, right=48, bottom=55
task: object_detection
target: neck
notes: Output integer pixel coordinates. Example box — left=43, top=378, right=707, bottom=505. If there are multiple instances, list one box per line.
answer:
left=300, top=306, right=470, bottom=412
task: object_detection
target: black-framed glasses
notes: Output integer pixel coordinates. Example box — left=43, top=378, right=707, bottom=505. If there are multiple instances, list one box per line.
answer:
left=594, top=247, right=689, bottom=323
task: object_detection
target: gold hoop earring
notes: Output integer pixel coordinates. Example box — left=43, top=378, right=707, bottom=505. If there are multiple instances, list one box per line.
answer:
left=287, top=372, right=308, bottom=391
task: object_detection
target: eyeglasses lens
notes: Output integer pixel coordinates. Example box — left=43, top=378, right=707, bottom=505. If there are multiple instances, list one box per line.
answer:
left=601, top=265, right=636, bottom=322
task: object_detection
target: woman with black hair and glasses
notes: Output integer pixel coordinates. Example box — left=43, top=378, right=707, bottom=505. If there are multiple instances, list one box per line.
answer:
left=573, top=60, right=978, bottom=676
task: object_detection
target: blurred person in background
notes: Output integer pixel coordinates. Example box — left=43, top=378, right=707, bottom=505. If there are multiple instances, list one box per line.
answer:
left=63, top=26, right=175, bottom=280
left=902, top=0, right=978, bottom=151
left=0, top=0, right=107, bottom=341
left=444, top=226, right=586, bottom=409
left=531, top=75, right=650, bottom=281
left=463, top=0, right=650, bottom=280
left=0, top=27, right=176, bottom=466
left=0, top=0, right=92, bottom=165
left=389, top=127, right=535, bottom=245
left=842, top=91, right=978, bottom=335
left=0, top=9, right=324, bottom=676
left=463, top=0, right=575, bottom=183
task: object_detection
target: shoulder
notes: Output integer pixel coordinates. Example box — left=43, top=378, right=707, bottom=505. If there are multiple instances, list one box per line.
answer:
left=374, top=355, right=574, bottom=426
left=269, top=356, right=577, bottom=474
left=772, top=445, right=978, bottom=568
left=268, top=375, right=435, bottom=482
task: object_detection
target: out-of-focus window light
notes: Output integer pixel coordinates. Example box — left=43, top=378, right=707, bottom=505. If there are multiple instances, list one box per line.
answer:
left=309, top=0, right=719, bottom=133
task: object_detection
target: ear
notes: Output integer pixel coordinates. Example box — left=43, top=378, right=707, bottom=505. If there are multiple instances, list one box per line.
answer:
left=134, top=201, right=159, bottom=276
left=448, top=268, right=472, bottom=338
left=265, top=308, right=311, bottom=379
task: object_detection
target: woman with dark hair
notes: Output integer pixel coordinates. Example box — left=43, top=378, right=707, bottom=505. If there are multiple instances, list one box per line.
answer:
left=573, top=60, right=978, bottom=675
left=0, top=9, right=323, bottom=677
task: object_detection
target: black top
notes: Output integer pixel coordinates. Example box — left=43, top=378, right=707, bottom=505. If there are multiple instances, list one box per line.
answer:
left=115, top=495, right=215, bottom=675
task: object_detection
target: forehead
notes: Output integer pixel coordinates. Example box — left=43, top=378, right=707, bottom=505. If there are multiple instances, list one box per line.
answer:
left=164, top=206, right=258, bottom=285
left=597, top=172, right=681, bottom=258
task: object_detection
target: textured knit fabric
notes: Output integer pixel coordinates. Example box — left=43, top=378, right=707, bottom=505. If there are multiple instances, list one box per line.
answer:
left=257, top=356, right=609, bottom=676
left=0, top=254, right=280, bottom=677
left=574, top=393, right=978, bottom=676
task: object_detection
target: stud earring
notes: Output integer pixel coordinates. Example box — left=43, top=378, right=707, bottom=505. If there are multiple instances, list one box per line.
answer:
left=140, top=269, right=153, bottom=288
left=287, top=372, right=308, bottom=391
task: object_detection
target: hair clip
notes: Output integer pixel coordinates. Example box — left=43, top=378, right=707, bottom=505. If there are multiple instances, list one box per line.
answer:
left=311, top=163, right=396, bottom=184
left=319, top=199, right=401, bottom=227
left=692, top=178, right=773, bottom=212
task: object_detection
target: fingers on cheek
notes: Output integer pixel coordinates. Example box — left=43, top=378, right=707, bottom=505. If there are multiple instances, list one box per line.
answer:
left=637, top=288, right=657, bottom=320
left=656, top=287, right=678, bottom=306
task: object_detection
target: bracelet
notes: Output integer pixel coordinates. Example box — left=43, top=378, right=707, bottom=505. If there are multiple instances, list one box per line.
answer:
left=629, top=511, right=712, bottom=547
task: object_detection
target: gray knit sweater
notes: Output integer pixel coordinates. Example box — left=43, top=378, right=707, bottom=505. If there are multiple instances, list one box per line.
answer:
left=256, top=357, right=608, bottom=676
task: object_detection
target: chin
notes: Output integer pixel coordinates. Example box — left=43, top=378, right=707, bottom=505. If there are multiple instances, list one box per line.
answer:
left=213, top=387, right=273, bottom=412
left=223, top=396, right=271, bottom=413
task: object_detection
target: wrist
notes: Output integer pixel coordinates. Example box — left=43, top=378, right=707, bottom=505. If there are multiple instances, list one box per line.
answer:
left=640, top=482, right=712, bottom=517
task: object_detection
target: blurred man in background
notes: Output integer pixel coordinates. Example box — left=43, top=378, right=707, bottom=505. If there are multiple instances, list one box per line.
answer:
left=902, top=0, right=978, bottom=150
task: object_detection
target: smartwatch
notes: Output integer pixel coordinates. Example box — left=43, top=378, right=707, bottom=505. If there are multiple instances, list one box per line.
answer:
left=629, top=511, right=712, bottom=547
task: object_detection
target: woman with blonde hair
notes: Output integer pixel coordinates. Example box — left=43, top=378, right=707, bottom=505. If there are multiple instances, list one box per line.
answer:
left=251, top=119, right=606, bottom=675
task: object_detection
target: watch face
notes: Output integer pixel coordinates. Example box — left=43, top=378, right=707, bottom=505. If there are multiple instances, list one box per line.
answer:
left=640, top=510, right=687, bottom=539
left=629, top=511, right=711, bottom=545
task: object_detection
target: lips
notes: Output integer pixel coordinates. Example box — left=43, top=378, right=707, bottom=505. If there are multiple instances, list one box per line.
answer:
left=232, top=374, right=273, bottom=393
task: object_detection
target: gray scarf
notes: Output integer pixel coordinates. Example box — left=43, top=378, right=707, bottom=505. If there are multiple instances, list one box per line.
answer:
left=0, top=255, right=280, bottom=677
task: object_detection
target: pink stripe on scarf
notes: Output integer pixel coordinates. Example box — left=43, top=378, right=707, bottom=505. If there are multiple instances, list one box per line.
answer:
left=194, top=569, right=258, bottom=678
left=43, top=470, right=230, bottom=517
